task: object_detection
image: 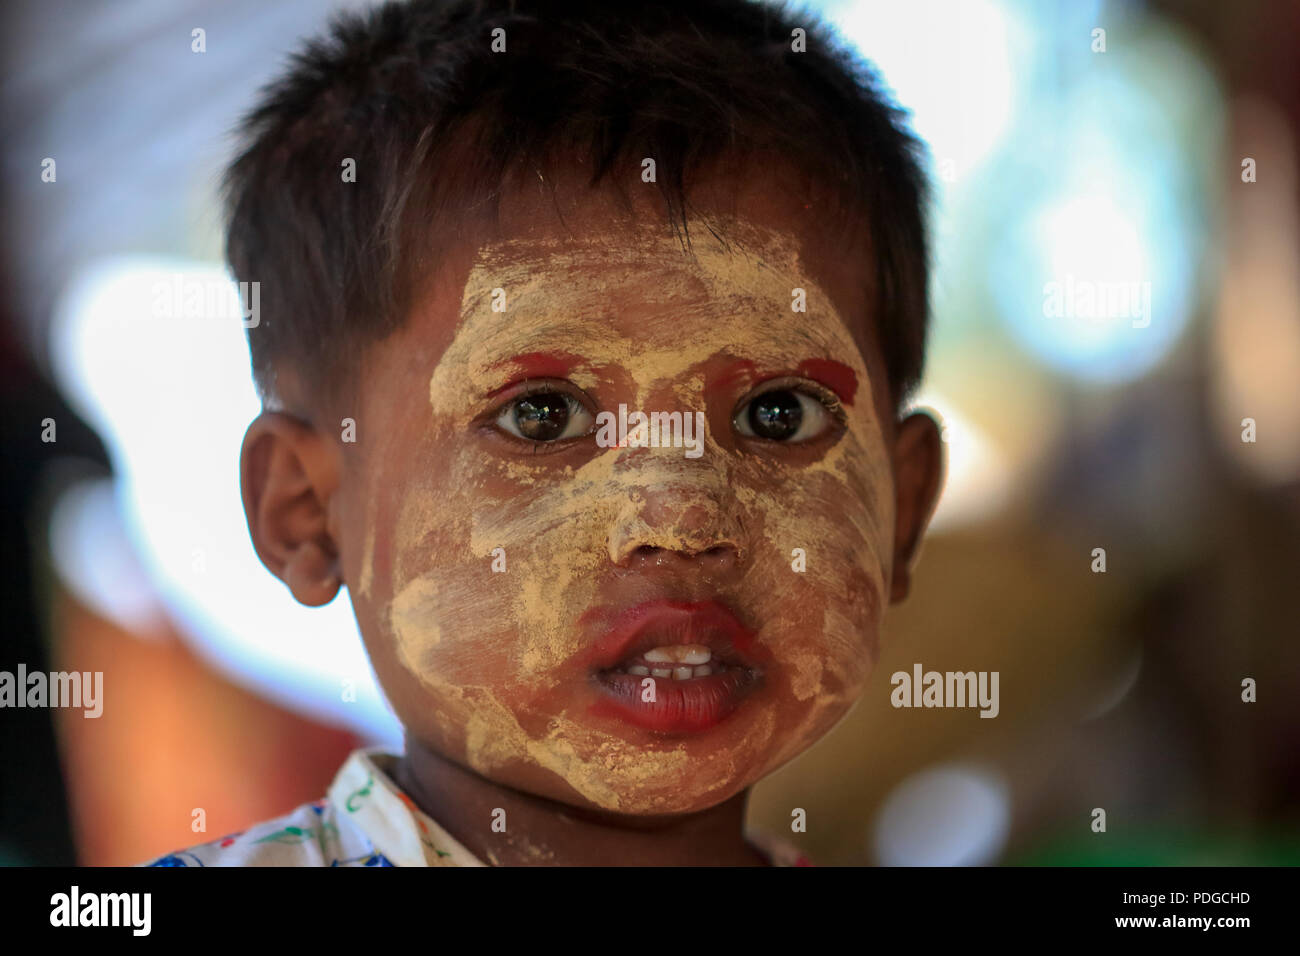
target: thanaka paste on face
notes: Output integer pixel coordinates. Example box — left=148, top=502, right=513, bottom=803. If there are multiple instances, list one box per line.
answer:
left=378, top=216, right=895, bottom=813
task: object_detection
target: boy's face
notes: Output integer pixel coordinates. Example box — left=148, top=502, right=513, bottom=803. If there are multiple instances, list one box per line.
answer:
left=255, top=167, right=941, bottom=815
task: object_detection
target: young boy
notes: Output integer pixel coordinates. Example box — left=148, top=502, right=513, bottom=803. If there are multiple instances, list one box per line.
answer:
left=146, top=0, right=943, bottom=867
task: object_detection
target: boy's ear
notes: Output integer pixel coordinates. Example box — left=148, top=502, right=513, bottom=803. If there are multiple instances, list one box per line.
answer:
left=888, top=409, right=945, bottom=604
left=240, top=411, right=343, bottom=607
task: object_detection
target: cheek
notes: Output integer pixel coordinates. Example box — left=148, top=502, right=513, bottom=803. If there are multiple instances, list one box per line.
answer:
left=384, top=445, right=543, bottom=686
left=732, top=426, right=894, bottom=750
left=377, top=438, right=617, bottom=743
left=347, top=424, right=509, bottom=757
left=466, top=451, right=620, bottom=678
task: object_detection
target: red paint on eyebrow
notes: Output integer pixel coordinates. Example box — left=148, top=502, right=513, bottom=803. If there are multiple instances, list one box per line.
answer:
left=493, top=351, right=582, bottom=378
left=485, top=351, right=585, bottom=397
left=709, top=360, right=757, bottom=391
left=705, top=357, right=857, bottom=406
left=701, top=359, right=757, bottom=405
left=797, top=358, right=858, bottom=406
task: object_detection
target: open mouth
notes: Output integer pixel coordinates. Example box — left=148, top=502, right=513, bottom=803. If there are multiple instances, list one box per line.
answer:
left=586, top=601, right=764, bottom=734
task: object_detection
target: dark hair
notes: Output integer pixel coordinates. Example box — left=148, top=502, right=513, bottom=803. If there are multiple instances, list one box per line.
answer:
left=224, top=0, right=930, bottom=409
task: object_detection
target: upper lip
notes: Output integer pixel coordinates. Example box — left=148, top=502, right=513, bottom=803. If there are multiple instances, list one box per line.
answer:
left=584, top=600, right=759, bottom=671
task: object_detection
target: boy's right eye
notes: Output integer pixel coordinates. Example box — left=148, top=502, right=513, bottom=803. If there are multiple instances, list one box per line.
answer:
left=494, top=390, right=595, bottom=442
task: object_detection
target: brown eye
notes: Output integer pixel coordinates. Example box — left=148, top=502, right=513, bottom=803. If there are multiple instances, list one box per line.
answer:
left=733, top=388, right=832, bottom=443
left=495, top=391, right=594, bottom=442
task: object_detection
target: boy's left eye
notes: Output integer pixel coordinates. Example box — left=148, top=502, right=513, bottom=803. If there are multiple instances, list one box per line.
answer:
left=733, top=387, right=836, bottom=443
left=495, top=391, right=595, bottom=442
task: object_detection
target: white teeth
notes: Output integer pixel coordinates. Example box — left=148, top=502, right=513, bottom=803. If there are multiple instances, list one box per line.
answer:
left=643, top=644, right=712, bottom=665
left=614, top=656, right=728, bottom=679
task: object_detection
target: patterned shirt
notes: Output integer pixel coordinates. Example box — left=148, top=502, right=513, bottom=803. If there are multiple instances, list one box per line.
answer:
left=142, top=749, right=812, bottom=867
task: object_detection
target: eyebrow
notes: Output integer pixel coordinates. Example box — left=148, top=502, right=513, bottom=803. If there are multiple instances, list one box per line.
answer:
left=479, top=346, right=860, bottom=406
left=797, top=359, right=858, bottom=406
left=707, top=358, right=859, bottom=407
left=483, top=351, right=587, bottom=398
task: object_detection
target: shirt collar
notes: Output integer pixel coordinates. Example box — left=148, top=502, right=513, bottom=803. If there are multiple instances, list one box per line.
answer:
left=328, top=747, right=812, bottom=866
left=327, top=748, right=486, bottom=867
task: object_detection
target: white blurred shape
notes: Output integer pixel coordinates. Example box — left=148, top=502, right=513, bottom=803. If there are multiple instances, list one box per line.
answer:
left=1041, top=193, right=1149, bottom=334
left=49, top=257, right=402, bottom=747
left=873, top=763, right=1011, bottom=866
left=48, top=475, right=168, bottom=636
left=986, top=13, right=1215, bottom=386
left=1007, top=189, right=1180, bottom=380
left=832, top=0, right=1016, bottom=181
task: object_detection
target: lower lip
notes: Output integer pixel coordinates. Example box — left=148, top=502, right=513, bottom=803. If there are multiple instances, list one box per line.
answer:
left=589, top=667, right=762, bottom=734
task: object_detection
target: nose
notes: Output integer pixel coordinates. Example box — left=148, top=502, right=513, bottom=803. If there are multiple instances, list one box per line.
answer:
left=607, top=486, right=744, bottom=571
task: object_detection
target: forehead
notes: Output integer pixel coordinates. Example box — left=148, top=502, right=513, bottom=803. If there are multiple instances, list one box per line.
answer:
left=457, top=221, right=848, bottom=375
left=401, top=162, right=889, bottom=409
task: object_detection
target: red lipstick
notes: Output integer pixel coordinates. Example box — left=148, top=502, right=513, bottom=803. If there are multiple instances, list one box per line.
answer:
left=584, top=600, right=764, bottom=734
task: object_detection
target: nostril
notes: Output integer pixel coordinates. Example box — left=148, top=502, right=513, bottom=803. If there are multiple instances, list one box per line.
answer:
left=619, top=542, right=739, bottom=566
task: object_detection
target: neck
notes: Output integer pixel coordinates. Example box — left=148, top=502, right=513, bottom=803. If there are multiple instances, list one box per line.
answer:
left=394, top=735, right=769, bottom=866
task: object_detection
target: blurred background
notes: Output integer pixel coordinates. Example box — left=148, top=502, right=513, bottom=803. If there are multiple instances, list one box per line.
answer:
left=2, top=0, right=1297, bottom=865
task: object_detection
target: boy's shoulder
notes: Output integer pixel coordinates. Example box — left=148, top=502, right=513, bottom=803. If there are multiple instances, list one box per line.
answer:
left=142, top=795, right=383, bottom=868
left=139, top=748, right=484, bottom=867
